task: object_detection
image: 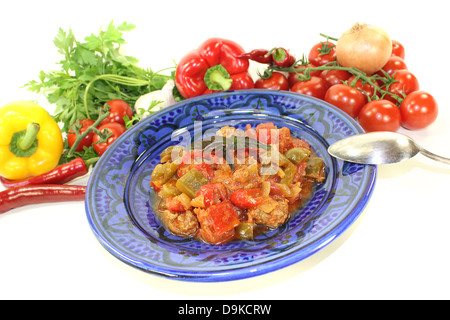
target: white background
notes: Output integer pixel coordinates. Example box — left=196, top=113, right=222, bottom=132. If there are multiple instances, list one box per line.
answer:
left=1, top=0, right=449, bottom=300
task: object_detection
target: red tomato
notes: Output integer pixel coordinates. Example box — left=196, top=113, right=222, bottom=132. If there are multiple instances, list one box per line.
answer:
left=358, top=100, right=401, bottom=132
left=378, top=56, right=408, bottom=76
left=67, top=119, right=96, bottom=152
left=320, top=69, right=352, bottom=87
left=308, top=42, right=336, bottom=66
left=288, top=64, right=321, bottom=87
left=101, top=99, right=134, bottom=126
left=391, top=40, right=405, bottom=59
left=255, top=72, right=289, bottom=90
left=290, top=76, right=328, bottom=100
left=399, top=91, right=438, bottom=130
left=347, top=76, right=377, bottom=99
left=324, top=84, right=366, bottom=118
left=230, top=189, right=264, bottom=209
left=196, top=183, right=228, bottom=207
left=385, top=70, right=419, bottom=103
left=92, top=122, right=127, bottom=156
left=229, top=72, right=255, bottom=90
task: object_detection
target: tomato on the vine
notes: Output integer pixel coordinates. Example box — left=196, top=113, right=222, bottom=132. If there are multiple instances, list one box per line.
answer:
left=378, top=55, right=407, bottom=76
left=101, top=99, right=134, bottom=126
left=391, top=40, right=405, bottom=59
left=324, top=84, right=366, bottom=118
left=321, top=69, right=352, bottom=87
left=255, top=72, right=289, bottom=90
left=358, top=100, right=401, bottom=132
left=399, top=91, right=438, bottom=130
left=92, top=122, right=127, bottom=156
left=347, top=76, right=377, bottom=99
left=67, top=119, right=96, bottom=152
left=308, top=42, right=336, bottom=66
left=290, top=76, right=328, bottom=100
left=288, top=64, right=321, bottom=87
left=385, top=70, right=419, bottom=103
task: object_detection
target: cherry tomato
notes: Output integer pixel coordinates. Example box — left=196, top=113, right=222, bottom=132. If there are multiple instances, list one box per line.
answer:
left=358, top=100, right=401, bottom=132
left=92, top=122, right=127, bottom=156
left=288, top=64, right=321, bottom=87
left=378, top=56, right=408, bottom=76
left=308, top=42, right=336, bottom=66
left=67, top=119, right=96, bottom=152
left=399, top=91, right=438, bottom=130
left=100, top=99, right=134, bottom=126
left=391, top=40, right=405, bottom=59
left=324, top=84, right=366, bottom=118
left=229, top=72, right=255, bottom=90
left=320, top=69, right=352, bottom=87
left=347, top=76, right=377, bottom=99
left=290, top=76, right=328, bottom=100
left=385, top=70, right=419, bottom=104
left=255, top=72, right=289, bottom=90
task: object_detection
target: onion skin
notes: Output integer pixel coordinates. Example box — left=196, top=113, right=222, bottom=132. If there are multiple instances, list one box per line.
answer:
left=336, top=23, right=392, bottom=75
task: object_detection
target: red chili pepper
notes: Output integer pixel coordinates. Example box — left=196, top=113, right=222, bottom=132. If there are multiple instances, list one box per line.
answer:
left=175, top=38, right=254, bottom=99
left=0, top=184, right=86, bottom=214
left=237, top=49, right=273, bottom=64
left=0, top=157, right=89, bottom=188
left=271, top=47, right=296, bottom=68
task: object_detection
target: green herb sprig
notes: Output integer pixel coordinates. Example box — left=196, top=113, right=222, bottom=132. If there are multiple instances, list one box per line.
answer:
left=25, top=21, right=175, bottom=132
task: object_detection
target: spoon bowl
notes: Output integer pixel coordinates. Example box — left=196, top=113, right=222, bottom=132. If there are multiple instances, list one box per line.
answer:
left=328, top=131, right=450, bottom=165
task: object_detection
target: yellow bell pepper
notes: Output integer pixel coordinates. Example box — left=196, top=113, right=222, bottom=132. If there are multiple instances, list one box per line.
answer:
left=0, top=101, right=63, bottom=180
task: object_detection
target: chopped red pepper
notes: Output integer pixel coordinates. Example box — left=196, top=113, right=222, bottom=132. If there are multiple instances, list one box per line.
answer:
left=230, top=188, right=264, bottom=209
left=175, top=38, right=254, bottom=99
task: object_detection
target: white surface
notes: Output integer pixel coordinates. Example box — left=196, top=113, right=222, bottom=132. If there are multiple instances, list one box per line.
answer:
left=1, top=0, right=449, bottom=300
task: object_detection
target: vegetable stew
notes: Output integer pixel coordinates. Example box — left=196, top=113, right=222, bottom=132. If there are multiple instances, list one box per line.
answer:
left=150, top=122, right=325, bottom=245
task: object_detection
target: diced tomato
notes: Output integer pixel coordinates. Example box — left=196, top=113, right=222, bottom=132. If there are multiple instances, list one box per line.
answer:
left=206, top=200, right=240, bottom=234
left=196, top=200, right=240, bottom=244
left=278, top=127, right=292, bottom=153
left=293, top=162, right=307, bottom=184
left=165, top=196, right=185, bottom=212
left=255, top=122, right=277, bottom=144
left=230, top=188, right=264, bottom=209
left=196, top=183, right=227, bottom=207
left=150, top=180, right=163, bottom=192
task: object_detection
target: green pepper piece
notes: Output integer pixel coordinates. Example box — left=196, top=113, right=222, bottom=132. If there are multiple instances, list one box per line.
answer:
left=285, top=147, right=311, bottom=164
left=175, top=168, right=209, bottom=198
left=236, top=222, right=255, bottom=239
left=151, top=161, right=178, bottom=184
left=305, top=157, right=325, bottom=182
left=158, top=182, right=182, bottom=199
left=280, top=161, right=297, bottom=185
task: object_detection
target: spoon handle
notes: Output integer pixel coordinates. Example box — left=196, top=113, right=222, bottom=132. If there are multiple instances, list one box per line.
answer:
left=420, top=148, right=450, bottom=165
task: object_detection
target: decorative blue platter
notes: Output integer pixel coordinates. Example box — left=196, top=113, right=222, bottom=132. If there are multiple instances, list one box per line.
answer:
left=85, top=89, right=376, bottom=282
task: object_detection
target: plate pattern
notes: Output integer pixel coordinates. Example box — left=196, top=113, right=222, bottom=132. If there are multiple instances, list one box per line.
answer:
left=85, top=89, right=376, bottom=281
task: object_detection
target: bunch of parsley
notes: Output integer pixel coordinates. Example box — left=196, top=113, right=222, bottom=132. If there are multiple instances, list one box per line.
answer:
left=25, top=21, right=176, bottom=132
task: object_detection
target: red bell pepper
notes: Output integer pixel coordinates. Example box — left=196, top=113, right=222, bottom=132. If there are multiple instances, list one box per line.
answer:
left=175, top=38, right=254, bottom=99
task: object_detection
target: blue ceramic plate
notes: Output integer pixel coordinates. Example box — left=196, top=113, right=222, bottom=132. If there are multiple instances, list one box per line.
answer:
left=85, top=89, right=376, bottom=282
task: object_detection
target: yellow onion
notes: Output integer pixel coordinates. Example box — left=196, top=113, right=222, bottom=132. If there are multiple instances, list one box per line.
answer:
left=336, top=23, right=392, bottom=75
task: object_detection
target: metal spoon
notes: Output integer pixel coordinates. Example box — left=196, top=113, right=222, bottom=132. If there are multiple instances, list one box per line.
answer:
left=327, top=131, right=450, bottom=165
